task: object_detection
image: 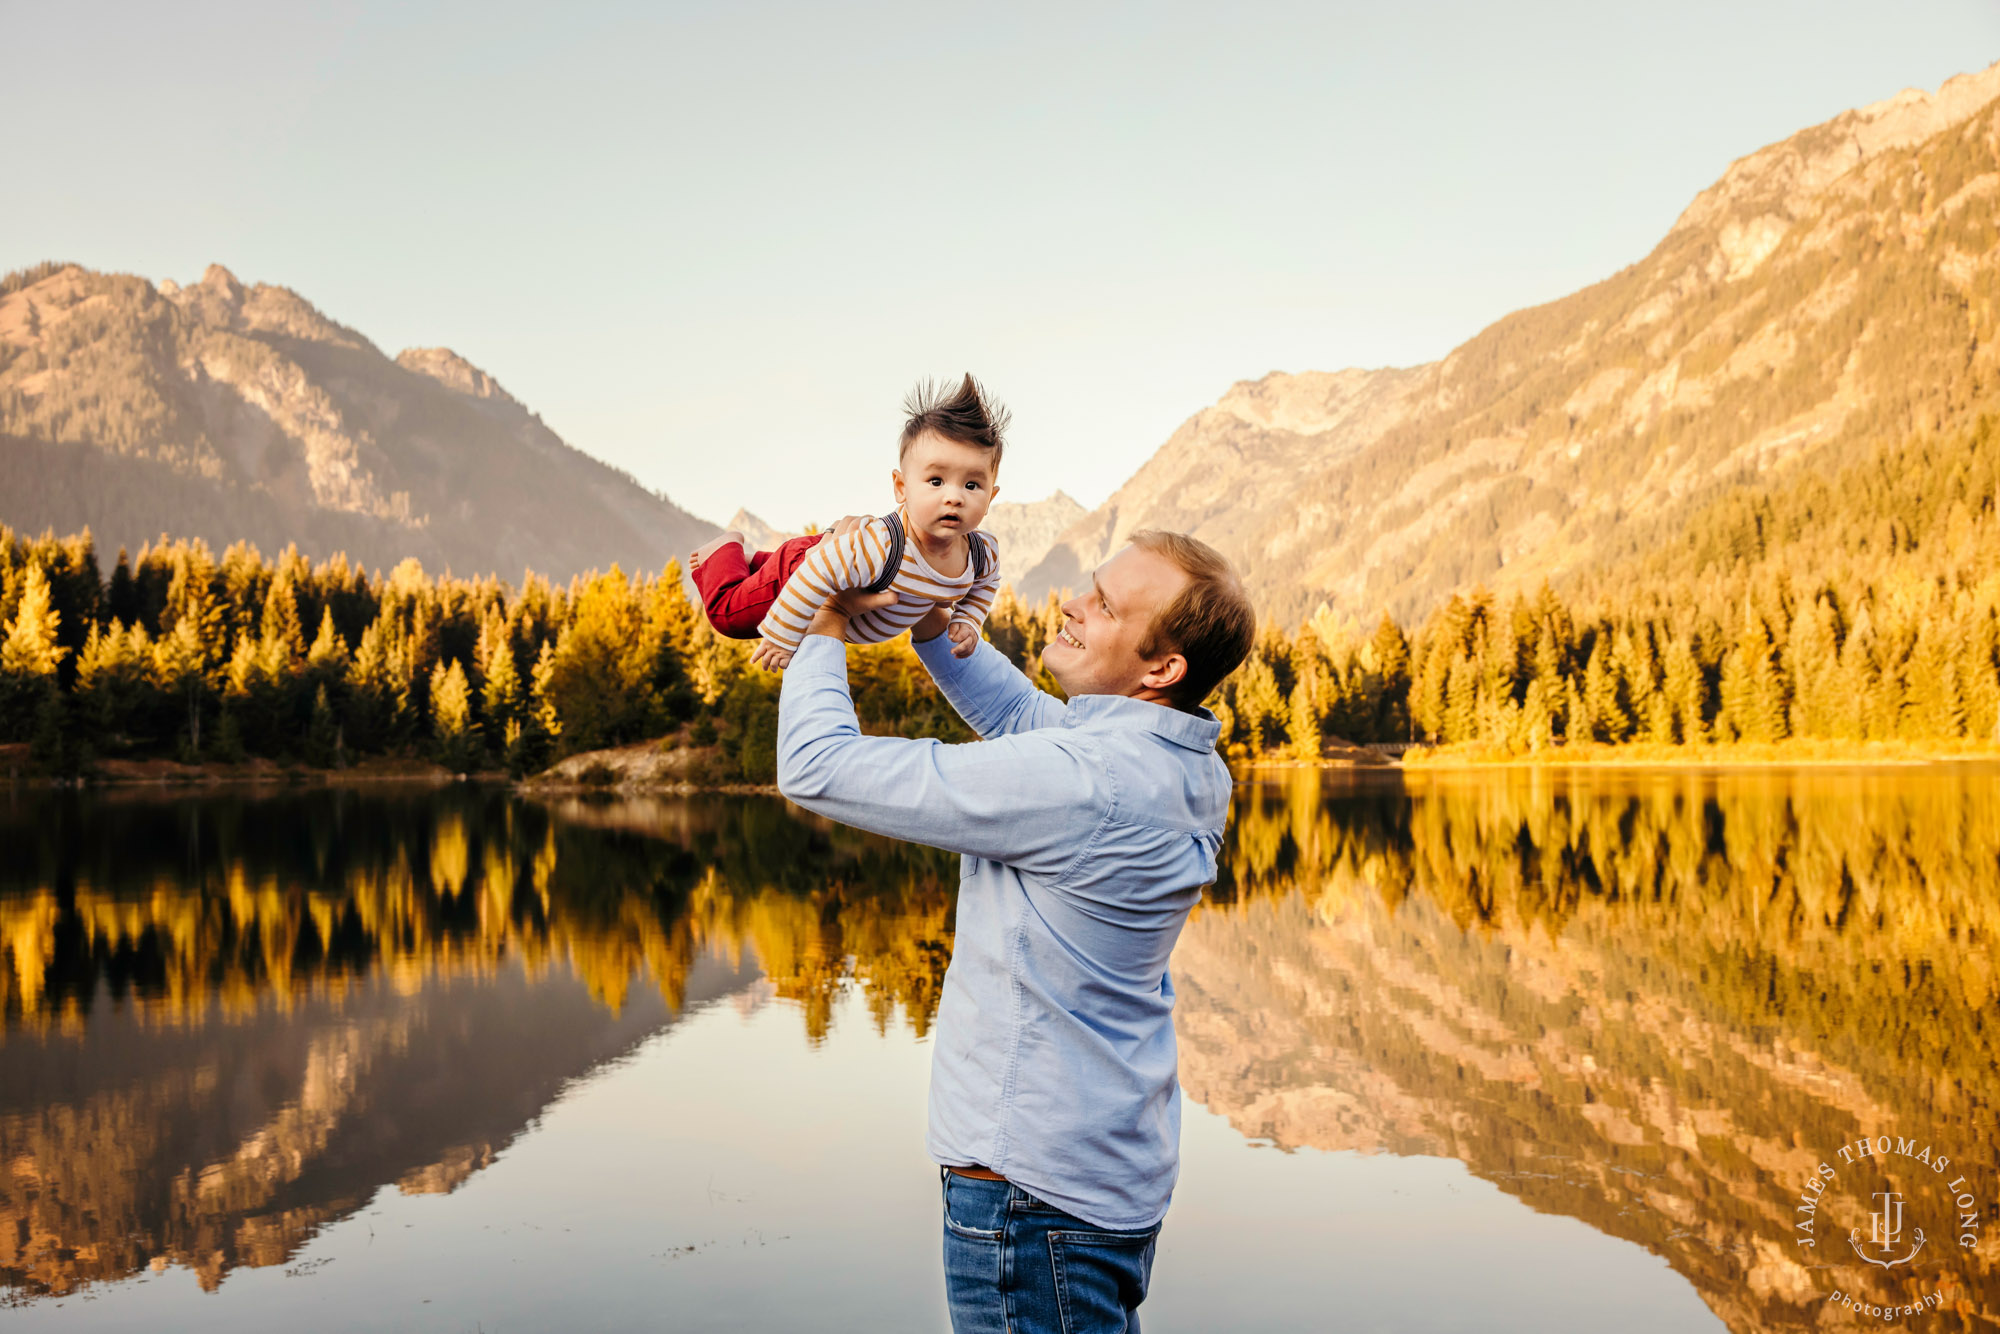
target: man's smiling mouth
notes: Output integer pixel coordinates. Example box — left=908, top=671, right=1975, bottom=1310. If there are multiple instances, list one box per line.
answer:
left=1057, top=627, right=1084, bottom=649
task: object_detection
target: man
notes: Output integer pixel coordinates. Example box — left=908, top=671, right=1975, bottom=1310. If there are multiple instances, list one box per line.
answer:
left=776, top=529, right=1257, bottom=1333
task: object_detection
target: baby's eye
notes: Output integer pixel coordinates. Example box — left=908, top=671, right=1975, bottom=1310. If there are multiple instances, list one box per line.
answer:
left=927, top=477, right=943, bottom=487
left=963, top=480, right=982, bottom=491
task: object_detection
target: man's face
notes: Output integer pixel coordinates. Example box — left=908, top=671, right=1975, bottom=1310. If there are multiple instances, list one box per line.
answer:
left=1040, top=544, right=1192, bottom=700
left=893, top=432, right=998, bottom=546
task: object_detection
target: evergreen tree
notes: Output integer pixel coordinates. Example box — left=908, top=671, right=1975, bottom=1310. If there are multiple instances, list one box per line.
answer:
left=2, top=562, right=65, bottom=678
left=532, top=639, right=561, bottom=740
left=1286, top=676, right=1323, bottom=761
left=1443, top=653, right=1477, bottom=743
left=1369, top=613, right=1412, bottom=740
left=481, top=621, right=525, bottom=733
left=1581, top=640, right=1630, bottom=743
left=431, top=659, right=477, bottom=771
left=106, top=548, right=139, bottom=626
left=1521, top=677, right=1554, bottom=751
left=1, top=563, right=67, bottom=740
left=305, top=607, right=350, bottom=708
left=305, top=684, right=341, bottom=768
left=1663, top=640, right=1705, bottom=744
left=1234, top=653, right=1286, bottom=754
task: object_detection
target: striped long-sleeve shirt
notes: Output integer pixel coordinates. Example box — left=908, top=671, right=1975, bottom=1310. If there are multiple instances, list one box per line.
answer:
left=757, top=512, right=1003, bottom=651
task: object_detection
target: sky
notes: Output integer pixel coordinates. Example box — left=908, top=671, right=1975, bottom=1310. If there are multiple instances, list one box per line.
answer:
left=8, top=1, right=1998, bottom=531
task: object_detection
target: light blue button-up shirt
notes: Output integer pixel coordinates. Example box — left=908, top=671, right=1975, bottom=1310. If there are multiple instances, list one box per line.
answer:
left=776, top=631, right=1230, bottom=1229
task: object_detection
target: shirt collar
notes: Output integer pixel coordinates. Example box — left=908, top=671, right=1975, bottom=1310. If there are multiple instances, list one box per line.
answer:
left=1062, top=692, right=1222, bottom=753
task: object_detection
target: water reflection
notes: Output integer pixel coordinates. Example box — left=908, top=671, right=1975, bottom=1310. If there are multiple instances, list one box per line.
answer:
left=2, top=770, right=1997, bottom=1330
left=1, top=790, right=957, bottom=1039
left=1182, top=766, right=2000, bottom=1331
left=0, top=789, right=956, bottom=1304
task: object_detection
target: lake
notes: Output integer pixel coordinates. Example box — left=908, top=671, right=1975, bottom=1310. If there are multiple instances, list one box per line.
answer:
left=2, top=768, right=1995, bottom=1332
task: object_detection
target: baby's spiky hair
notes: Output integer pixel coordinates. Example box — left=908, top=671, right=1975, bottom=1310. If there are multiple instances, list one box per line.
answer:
left=900, top=373, right=1010, bottom=468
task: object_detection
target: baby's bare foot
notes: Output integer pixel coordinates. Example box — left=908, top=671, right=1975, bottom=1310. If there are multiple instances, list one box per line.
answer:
left=692, top=530, right=747, bottom=570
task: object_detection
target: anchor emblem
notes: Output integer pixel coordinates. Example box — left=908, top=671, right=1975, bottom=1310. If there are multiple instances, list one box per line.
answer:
left=1849, top=1190, right=1926, bottom=1268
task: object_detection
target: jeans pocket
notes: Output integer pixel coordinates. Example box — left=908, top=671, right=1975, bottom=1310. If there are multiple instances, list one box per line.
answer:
left=1047, top=1227, right=1159, bottom=1334
left=942, top=1176, right=1008, bottom=1333
left=942, top=1173, right=1005, bottom=1241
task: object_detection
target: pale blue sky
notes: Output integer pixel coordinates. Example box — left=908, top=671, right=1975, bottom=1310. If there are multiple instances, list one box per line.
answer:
left=8, top=2, right=1997, bottom=530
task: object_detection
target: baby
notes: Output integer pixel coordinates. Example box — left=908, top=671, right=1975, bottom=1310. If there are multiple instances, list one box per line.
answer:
left=690, top=374, right=1006, bottom=670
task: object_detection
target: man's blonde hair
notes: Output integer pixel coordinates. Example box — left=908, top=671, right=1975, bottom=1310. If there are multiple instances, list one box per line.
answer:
left=1129, top=530, right=1256, bottom=711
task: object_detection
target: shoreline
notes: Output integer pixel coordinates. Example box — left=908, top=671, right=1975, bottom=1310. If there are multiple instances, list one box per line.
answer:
left=1397, top=739, right=2000, bottom=769
left=13, top=737, right=2000, bottom=794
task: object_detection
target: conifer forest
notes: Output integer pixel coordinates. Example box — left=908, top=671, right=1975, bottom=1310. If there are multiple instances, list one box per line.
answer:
left=5, top=412, right=1997, bottom=778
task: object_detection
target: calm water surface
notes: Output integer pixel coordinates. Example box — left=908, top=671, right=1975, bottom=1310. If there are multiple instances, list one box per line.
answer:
left=3, top=769, right=1997, bottom=1332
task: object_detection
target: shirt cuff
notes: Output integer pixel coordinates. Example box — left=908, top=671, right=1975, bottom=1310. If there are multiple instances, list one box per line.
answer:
left=791, top=632, right=847, bottom=673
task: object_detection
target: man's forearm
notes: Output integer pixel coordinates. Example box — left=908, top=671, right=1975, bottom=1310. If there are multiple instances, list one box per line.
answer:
left=914, top=636, right=1066, bottom=739
left=775, top=635, right=1103, bottom=872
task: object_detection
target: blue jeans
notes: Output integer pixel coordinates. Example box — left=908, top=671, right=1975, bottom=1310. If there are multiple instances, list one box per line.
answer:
left=940, top=1169, right=1161, bottom=1334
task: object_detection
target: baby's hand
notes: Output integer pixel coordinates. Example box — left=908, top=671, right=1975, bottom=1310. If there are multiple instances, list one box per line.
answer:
left=946, top=620, right=979, bottom=658
left=750, top=639, right=794, bottom=673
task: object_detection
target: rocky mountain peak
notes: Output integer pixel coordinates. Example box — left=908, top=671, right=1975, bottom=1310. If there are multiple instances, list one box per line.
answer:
left=727, top=509, right=797, bottom=552
left=396, top=347, right=521, bottom=407
left=199, top=263, right=244, bottom=298
left=1021, top=62, right=2000, bottom=624
left=1667, top=59, right=2000, bottom=280
left=163, top=264, right=368, bottom=349
left=0, top=263, right=716, bottom=582
left=979, top=489, right=1090, bottom=576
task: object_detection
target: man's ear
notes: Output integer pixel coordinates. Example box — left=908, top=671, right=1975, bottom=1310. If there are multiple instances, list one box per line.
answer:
left=1142, top=652, right=1188, bottom=696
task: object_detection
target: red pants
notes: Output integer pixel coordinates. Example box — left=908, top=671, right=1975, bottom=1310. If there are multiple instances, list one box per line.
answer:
left=692, top=533, right=826, bottom=639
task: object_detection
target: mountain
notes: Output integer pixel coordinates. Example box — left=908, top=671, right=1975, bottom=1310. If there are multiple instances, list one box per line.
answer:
left=1023, top=62, right=2000, bottom=624
left=979, top=489, right=1086, bottom=580
left=728, top=507, right=797, bottom=552
left=728, top=489, right=1083, bottom=575
left=0, top=263, right=716, bottom=580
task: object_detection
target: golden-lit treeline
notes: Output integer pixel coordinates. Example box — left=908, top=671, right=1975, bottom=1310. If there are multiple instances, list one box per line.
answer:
left=1181, top=767, right=2000, bottom=1332
left=1211, top=415, right=2000, bottom=758
left=8, top=414, right=2000, bottom=776
left=0, top=526, right=972, bottom=778
left=0, top=788, right=958, bottom=1045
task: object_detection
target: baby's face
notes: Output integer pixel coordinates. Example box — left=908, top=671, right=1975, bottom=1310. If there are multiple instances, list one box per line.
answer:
left=893, top=431, right=999, bottom=545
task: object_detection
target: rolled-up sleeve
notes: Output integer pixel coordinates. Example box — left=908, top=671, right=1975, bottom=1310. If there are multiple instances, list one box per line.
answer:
left=777, top=636, right=1106, bottom=875
left=913, top=634, right=1068, bottom=740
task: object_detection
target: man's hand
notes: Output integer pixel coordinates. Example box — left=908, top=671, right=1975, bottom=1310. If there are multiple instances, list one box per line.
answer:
left=751, top=639, right=794, bottom=673
left=795, top=515, right=892, bottom=643
left=805, top=586, right=901, bottom=644
left=946, top=619, right=979, bottom=658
